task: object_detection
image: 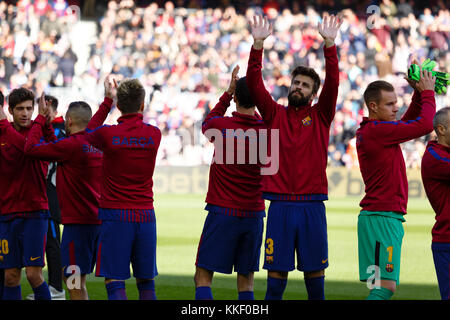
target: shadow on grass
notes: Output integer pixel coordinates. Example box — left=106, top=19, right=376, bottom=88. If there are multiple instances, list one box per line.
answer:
left=19, top=272, right=441, bottom=300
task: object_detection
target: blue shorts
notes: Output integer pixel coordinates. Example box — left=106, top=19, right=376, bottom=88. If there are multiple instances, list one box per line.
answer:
left=0, top=218, right=48, bottom=268
left=61, top=224, right=101, bottom=277
left=263, top=201, right=328, bottom=272
left=432, top=242, right=450, bottom=300
left=95, top=220, right=158, bottom=280
left=195, top=212, right=264, bottom=274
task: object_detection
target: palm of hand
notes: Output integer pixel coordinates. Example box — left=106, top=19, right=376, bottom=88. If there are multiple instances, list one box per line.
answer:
left=318, top=15, right=342, bottom=41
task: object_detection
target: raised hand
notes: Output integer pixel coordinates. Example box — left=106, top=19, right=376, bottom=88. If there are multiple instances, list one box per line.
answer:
left=38, top=92, right=48, bottom=117
left=416, top=69, right=436, bottom=93
left=226, top=65, right=240, bottom=96
left=404, top=58, right=420, bottom=90
left=0, top=105, right=6, bottom=121
left=249, top=15, right=273, bottom=49
left=318, top=14, right=343, bottom=47
left=104, top=74, right=118, bottom=99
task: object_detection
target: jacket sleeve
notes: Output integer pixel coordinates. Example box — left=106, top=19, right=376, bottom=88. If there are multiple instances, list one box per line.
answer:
left=371, top=90, right=436, bottom=145
left=24, top=115, right=72, bottom=162
left=316, top=45, right=340, bottom=126
left=246, top=46, right=281, bottom=124
left=401, top=90, right=421, bottom=121
left=86, top=97, right=113, bottom=130
left=201, top=92, right=231, bottom=134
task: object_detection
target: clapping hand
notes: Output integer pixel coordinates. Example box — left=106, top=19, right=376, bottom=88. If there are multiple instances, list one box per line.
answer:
left=226, top=65, right=240, bottom=96
left=104, top=74, right=118, bottom=99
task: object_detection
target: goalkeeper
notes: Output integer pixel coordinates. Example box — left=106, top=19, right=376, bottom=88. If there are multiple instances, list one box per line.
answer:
left=356, top=65, right=436, bottom=300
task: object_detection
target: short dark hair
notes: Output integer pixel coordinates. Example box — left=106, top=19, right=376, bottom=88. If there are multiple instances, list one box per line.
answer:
left=433, top=106, right=450, bottom=133
left=363, top=80, right=394, bottom=106
left=0, top=90, right=4, bottom=107
left=8, top=87, right=35, bottom=109
left=116, top=79, right=145, bottom=114
left=45, top=95, right=59, bottom=112
left=291, top=66, right=321, bottom=95
left=66, top=101, right=92, bottom=127
left=236, top=77, right=255, bottom=109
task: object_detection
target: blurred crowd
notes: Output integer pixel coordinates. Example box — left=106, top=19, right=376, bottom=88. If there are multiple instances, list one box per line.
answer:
left=0, top=0, right=449, bottom=168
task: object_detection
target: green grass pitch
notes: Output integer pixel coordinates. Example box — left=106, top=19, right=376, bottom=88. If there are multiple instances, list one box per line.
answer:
left=19, top=194, right=441, bottom=300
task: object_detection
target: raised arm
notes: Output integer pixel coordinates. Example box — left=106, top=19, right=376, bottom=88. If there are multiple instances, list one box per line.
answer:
left=24, top=114, right=72, bottom=162
left=246, top=15, right=279, bottom=124
left=202, top=65, right=239, bottom=133
left=375, top=70, right=436, bottom=145
left=86, top=74, right=116, bottom=130
left=316, top=14, right=342, bottom=125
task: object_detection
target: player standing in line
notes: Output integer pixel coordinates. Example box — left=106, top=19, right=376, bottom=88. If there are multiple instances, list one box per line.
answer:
left=356, top=69, right=436, bottom=300
left=194, top=66, right=267, bottom=300
left=421, top=107, right=450, bottom=300
left=84, top=78, right=162, bottom=300
left=26, top=94, right=66, bottom=300
left=24, top=76, right=117, bottom=299
left=0, top=87, right=56, bottom=300
left=246, top=14, right=342, bottom=300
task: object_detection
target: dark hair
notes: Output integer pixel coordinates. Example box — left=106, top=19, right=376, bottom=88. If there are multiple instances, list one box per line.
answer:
left=291, top=66, right=321, bottom=95
left=363, top=80, right=394, bottom=106
left=44, top=95, right=59, bottom=111
left=0, top=90, right=4, bottom=107
left=433, top=106, right=450, bottom=133
left=66, top=101, right=92, bottom=127
left=116, top=79, right=145, bottom=114
left=236, top=77, right=255, bottom=109
left=8, top=87, right=35, bottom=109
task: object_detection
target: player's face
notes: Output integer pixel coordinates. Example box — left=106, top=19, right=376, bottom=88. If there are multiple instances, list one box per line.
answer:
left=439, top=112, right=450, bottom=146
left=9, top=100, right=34, bottom=129
left=288, top=75, right=316, bottom=107
left=371, top=90, right=398, bottom=121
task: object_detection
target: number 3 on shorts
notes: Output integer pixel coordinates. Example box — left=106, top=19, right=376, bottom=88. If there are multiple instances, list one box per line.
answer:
left=266, top=238, right=274, bottom=255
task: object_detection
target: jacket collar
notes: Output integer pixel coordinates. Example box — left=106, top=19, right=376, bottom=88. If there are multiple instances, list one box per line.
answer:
left=117, top=112, right=143, bottom=124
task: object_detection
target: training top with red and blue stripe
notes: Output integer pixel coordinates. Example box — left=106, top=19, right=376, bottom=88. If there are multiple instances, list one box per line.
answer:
left=0, top=119, right=55, bottom=220
left=23, top=97, right=114, bottom=225
left=356, top=89, right=436, bottom=214
left=202, top=91, right=267, bottom=218
left=421, top=140, right=450, bottom=242
left=84, top=110, right=161, bottom=222
left=246, top=44, right=339, bottom=202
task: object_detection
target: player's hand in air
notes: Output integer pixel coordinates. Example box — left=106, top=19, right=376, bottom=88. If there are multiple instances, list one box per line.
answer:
left=415, top=69, right=436, bottom=92
left=404, top=58, right=420, bottom=90
left=38, top=92, right=48, bottom=117
left=226, top=65, right=240, bottom=96
left=249, top=15, right=273, bottom=49
left=38, top=92, right=54, bottom=124
left=104, top=74, right=118, bottom=100
left=318, top=14, right=343, bottom=47
left=0, top=104, right=6, bottom=121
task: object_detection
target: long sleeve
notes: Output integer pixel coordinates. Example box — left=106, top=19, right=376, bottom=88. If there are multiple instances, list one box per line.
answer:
left=87, top=97, right=113, bottom=130
left=202, top=92, right=232, bottom=133
left=401, top=90, right=421, bottom=121
left=316, top=45, right=339, bottom=126
left=24, top=115, right=72, bottom=162
left=371, top=90, right=436, bottom=145
left=246, top=46, right=280, bottom=124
